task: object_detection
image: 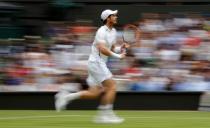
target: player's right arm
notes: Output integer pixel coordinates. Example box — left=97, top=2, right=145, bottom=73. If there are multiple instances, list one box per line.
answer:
left=96, top=43, right=126, bottom=59
left=95, top=28, right=125, bottom=59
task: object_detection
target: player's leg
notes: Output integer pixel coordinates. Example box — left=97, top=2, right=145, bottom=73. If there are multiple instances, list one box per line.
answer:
left=55, top=68, right=102, bottom=112
left=94, top=78, right=124, bottom=124
left=98, top=79, right=116, bottom=108
left=55, top=85, right=103, bottom=112
left=64, top=85, right=103, bottom=101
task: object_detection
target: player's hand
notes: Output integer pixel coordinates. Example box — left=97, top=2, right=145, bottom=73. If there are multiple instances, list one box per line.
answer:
left=121, top=43, right=130, bottom=53
left=120, top=51, right=126, bottom=59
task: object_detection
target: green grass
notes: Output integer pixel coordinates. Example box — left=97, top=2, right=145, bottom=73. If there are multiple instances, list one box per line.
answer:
left=0, top=110, right=210, bottom=128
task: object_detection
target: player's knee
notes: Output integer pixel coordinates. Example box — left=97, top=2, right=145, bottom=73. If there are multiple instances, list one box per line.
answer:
left=106, top=83, right=117, bottom=92
left=102, top=79, right=117, bottom=92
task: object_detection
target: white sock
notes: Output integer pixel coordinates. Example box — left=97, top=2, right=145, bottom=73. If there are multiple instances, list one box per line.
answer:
left=97, top=104, right=114, bottom=116
left=65, top=92, right=81, bottom=102
left=98, top=104, right=113, bottom=110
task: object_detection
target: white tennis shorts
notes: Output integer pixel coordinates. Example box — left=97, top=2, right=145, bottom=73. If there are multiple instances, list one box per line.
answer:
left=86, top=61, right=113, bottom=86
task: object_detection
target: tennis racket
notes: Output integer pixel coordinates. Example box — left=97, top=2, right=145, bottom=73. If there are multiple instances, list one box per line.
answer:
left=122, top=24, right=140, bottom=46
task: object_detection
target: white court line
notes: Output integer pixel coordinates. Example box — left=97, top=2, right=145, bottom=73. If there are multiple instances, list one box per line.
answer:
left=0, top=115, right=209, bottom=120
left=0, top=115, right=90, bottom=120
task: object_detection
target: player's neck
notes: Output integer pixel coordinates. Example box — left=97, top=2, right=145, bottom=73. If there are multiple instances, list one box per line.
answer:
left=105, top=23, right=114, bottom=30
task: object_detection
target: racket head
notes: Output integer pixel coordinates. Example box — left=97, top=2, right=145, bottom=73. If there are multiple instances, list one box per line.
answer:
left=122, top=24, right=140, bottom=45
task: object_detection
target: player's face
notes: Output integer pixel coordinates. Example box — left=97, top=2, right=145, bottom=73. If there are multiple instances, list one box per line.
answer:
left=109, top=14, right=118, bottom=24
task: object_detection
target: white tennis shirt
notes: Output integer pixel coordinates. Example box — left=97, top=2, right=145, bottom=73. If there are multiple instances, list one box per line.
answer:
left=88, top=25, right=117, bottom=63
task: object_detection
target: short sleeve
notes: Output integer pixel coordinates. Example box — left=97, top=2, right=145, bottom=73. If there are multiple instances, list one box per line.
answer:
left=95, top=28, right=106, bottom=44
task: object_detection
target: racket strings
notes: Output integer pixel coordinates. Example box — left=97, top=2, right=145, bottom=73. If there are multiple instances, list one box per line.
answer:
left=123, top=29, right=136, bottom=43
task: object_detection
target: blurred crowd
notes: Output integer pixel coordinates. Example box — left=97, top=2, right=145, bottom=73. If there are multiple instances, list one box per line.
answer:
left=1, top=13, right=210, bottom=92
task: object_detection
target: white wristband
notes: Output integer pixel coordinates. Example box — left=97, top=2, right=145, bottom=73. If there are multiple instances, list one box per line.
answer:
left=111, top=52, right=121, bottom=59
left=113, top=46, right=121, bottom=53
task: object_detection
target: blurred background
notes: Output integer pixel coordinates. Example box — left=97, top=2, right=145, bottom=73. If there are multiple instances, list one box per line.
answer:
left=1, top=0, right=210, bottom=93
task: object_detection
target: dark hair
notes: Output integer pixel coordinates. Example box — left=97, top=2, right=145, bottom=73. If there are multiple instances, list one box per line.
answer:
left=102, top=19, right=107, bottom=24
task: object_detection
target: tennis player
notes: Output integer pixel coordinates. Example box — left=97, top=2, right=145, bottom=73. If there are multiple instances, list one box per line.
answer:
left=55, top=9, right=128, bottom=124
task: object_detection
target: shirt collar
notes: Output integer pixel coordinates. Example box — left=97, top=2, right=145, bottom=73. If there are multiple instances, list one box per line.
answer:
left=104, top=25, right=113, bottom=32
